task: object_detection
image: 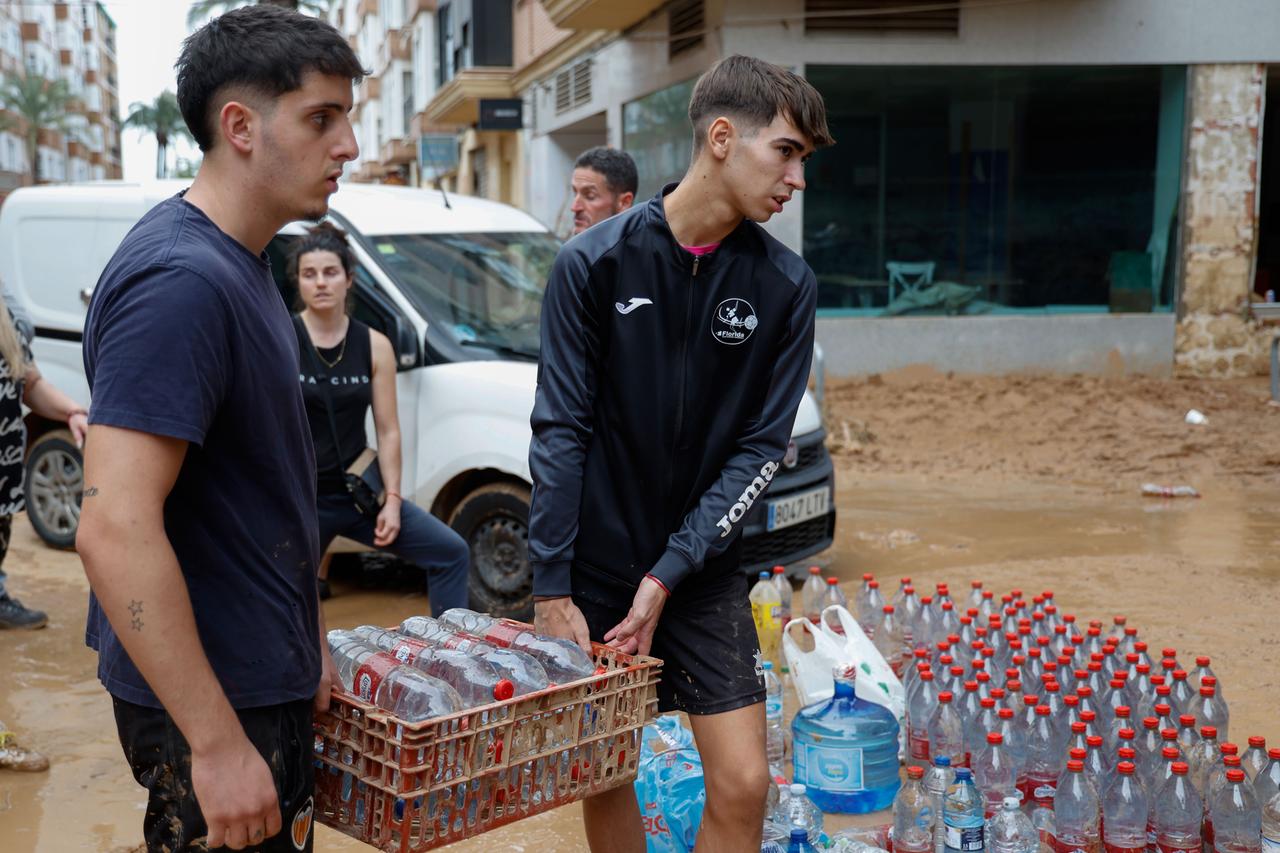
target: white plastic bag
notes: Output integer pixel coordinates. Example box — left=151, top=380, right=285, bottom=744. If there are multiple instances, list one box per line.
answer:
left=818, top=605, right=905, bottom=720
left=781, top=618, right=846, bottom=707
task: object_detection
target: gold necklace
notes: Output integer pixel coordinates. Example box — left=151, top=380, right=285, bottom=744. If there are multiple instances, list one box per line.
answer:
left=316, top=335, right=347, bottom=368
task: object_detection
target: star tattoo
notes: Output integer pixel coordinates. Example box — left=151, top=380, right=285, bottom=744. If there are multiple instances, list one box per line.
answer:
left=128, top=600, right=143, bottom=617
left=130, top=616, right=144, bottom=632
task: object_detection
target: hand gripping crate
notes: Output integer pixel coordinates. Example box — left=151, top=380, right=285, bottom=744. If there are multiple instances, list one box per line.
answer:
left=313, top=638, right=661, bottom=851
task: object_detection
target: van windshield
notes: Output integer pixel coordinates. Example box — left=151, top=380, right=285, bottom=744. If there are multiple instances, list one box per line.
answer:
left=368, top=231, right=559, bottom=358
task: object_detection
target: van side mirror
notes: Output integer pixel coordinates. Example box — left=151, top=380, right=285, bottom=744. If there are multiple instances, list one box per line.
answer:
left=392, top=317, right=421, bottom=371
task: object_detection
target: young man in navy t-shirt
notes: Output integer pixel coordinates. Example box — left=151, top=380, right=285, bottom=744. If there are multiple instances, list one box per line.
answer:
left=77, top=7, right=363, bottom=851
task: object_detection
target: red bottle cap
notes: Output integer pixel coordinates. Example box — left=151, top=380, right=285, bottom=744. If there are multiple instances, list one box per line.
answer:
left=964, top=680, right=978, bottom=691
left=862, top=572, right=874, bottom=581
left=1069, top=748, right=1086, bottom=761
left=1203, top=676, right=1217, bottom=686
left=977, top=670, right=991, bottom=682
left=921, top=595, right=933, bottom=605
left=1124, top=626, right=1138, bottom=637
left=1024, top=695, right=1039, bottom=707
left=1118, top=728, right=1136, bottom=741
left=1195, top=655, right=1210, bottom=666
left=1087, top=735, right=1103, bottom=747
left=948, top=633, right=962, bottom=644
left=1179, top=715, right=1196, bottom=727
left=1077, top=686, right=1093, bottom=698
left=983, top=591, right=994, bottom=600
left=1113, top=615, right=1127, bottom=625
left=493, top=679, right=515, bottom=701
left=1067, top=759, right=1084, bottom=772
left=1225, top=756, right=1241, bottom=767
left=1136, top=664, right=1151, bottom=675
left=905, top=586, right=916, bottom=595
left=1111, top=679, right=1126, bottom=689
left=1116, top=706, right=1131, bottom=717
left=1011, top=588, right=1023, bottom=597
left=1033, top=595, right=1045, bottom=605
left=938, top=691, right=953, bottom=702
left=869, top=580, right=880, bottom=589
left=907, top=765, right=924, bottom=779
left=942, top=601, right=954, bottom=611
left=1006, top=668, right=1020, bottom=680
left=1164, top=747, right=1181, bottom=759
left=1143, top=717, right=1159, bottom=730
left=901, top=576, right=912, bottom=584
left=828, top=577, right=841, bottom=586
left=1226, top=769, right=1245, bottom=783
left=915, top=649, right=930, bottom=659
left=1201, top=726, right=1218, bottom=738
left=1162, top=647, right=1177, bottom=658
left=1088, top=627, right=1101, bottom=637
left=1081, top=710, right=1097, bottom=722
left=1044, top=681, right=1059, bottom=693
left=1249, top=736, right=1266, bottom=748
left=991, top=688, right=1006, bottom=700
left=1222, top=743, right=1239, bottom=755
left=951, top=666, right=965, bottom=677
left=1199, top=686, right=1215, bottom=697
left=1162, top=730, right=1178, bottom=742
left=998, top=708, right=1014, bottom=719
left=1173, top=669, right=1188, bottom=680
left=1125, top=653, right=1140, bottom=663
left=1117, top=761, right=1135, bottom=774
left=1269, top=748, right=1280, bottom=760
left=921, top=671, right=934, bottom=681
left=1134, top=641, right=1148, bottom=653
left=810, top=566, right=822, bottom=574
left=987, top=732, right=1003, bottom=745
left=1007, top=680, right=1022, bottom=692
left=883, top=605, right=895, bottom=613
left=938, top=583, right=950, bottom=593
left=1156, top=687, right=1171, bottom=697
left=1064, top=695, right=1079, bottom=708
left=1172, top=761, right=1188, bottom=774
left=1035, top=705, right=1050, bottom=716
left=1118, top=747, right=1137, bottom=760
left=981, top=697, right=996, bottom=709
left=971, top=580, right=983, bottom=589
left=1071, top=722, right=1087, bottom=734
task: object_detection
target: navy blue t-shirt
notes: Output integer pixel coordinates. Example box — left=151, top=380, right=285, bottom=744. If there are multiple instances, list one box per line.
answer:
left=83, top=195, right=321, bottom=709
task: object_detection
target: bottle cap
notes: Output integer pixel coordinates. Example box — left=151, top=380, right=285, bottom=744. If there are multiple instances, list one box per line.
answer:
left=1116, top=705, right=1131, bottom=716
left=1143, top=717, right=1159, bottom=729
left=883, top=605, right=895, bottom=613
left=942, top=601, right=954, bottom=611
left=1087, top=735, right=1103, bottom=747
left=1137, top=664, right=1151, bottom=675
left=1074, top=669, right=1088, bottom=680
left=901, top=576, right=912, bottom=584
left=1035, top=705, right=1050, bottom=716
left=1081, top=710, right=1096, bottom=722
left=1161, top=647, right=1176, bottom=658
left=1200, top=686, right=1215, bottom=697
left=955, top=767, right=972, bottom=779
left=947, top=634, right=961, bottom=645
left=1201, top=726, right=1217, bottom=739
left=1180, top=715, right=1196, bottom=727
left=791, top=783, right=807, bottom=794
left=1071, top=722, right=1087, bottom=734
left=1077, top=686, right=1093, bottom=698
left=987, top=732, right=1003, bottom=745
left=1156, top=686, right=1171, bottom=696
left=1003, top=796, right=1020, bottom=810
left=905, top=586, right=916, bottom=595
left=1222, top=743, right=1238, bottom=755
left=809, top=566, right=821, bottom=574
left=1248, top=736, right=1266, bottom=748
left=938, top=691, right=953, bottom=703
left=983, top=591, right=994, bottom=600
left=1202, top=675, right=1217, bottom=686
left=1113, top=615, right=1127, bottom=625
left=1010, top=588, right=1023, bottom=597
left=1225, top=756, right=1241, bottom=767
left=1066, top=759, right=1084, bottom=772
left=1162, top=729, right=1178, bottom=741
left=1163, top=746, right=1180, bottom=759
left=916, top=649, right=930, bottom=659
left=1172, top=761, right=1188, bottom=774
left=1196, top=655, right=1210, bottom=666
left=772, top=565, right=785, bottom=574
left=759, top=571, right=771, bottom=581
left=494, top=679, right=515, bottom=701
left=998, top=708, right=1014, bottom=719
left=827, top=577, right=840, bottom=586
left=907, top=766, right=924, bottom=779
left=1042, top=589, right=1054, bottom=599
left=981, top=697, right=996, bottom=708
left=950, top=666, right=964, bottom=677
left=991, top=688, right=1006, bottom=700
left=1118, top=761, right=1135, bottom=774
left=971, top=580, right=983, bottom=589
left=964, top=680, right=978, bottom=691
left=1119, top=728, right=1135, bottom=741
left=1111, top=679, right=1126, bottom=689
left=1226, top=769, right=1245, bottom=783
left=1269, top=748, right=1280, bottom=760
left=1173, top=669, right=1188, bottom=680
left=1088, top=626, right=1101, bottom=636
left=1135, top=641, right=1148, bottom=652
left=1064, top=695, right=1079, bottom=708
left=1024, top=695, right=1039, bottom=707
left=938, top=583, right=950, bottom=593
left=921, top=671, right=934, bottom=681
left=935, top=755, right=951, bottom=767
left=1044, top=681, right=1059, bottom=693
left=977, top=670, right=991, bottom=681
left=1007, top=679, right=1022, bottom=692
left=921, top=596, right=933, bottom=604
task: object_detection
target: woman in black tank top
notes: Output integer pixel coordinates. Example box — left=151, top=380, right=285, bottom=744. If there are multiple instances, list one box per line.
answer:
left=290, top=224, right=470, bottom=616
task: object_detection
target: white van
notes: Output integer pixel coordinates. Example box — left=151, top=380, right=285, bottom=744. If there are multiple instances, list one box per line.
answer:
left=0, top=180, right=836, bottom=617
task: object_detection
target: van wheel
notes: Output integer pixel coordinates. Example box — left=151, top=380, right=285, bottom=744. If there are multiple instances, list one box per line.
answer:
left=449, top=482, right=533, bottom=621
left=25, top=431, right=82, bottom=549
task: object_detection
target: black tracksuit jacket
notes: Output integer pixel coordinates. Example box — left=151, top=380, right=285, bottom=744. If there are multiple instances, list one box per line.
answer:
left=528, top=185, right=818, bottom=600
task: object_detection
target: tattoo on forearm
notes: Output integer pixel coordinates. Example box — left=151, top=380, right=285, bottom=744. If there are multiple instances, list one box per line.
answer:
left=131, top=617, right=144, bottom=632
left=83, top=486, right=99, bottom=497
left=128, top=600, right=144, bottom=631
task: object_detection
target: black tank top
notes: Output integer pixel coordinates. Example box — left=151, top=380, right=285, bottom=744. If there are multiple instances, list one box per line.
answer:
left=295, top=316, right=374, bottom=491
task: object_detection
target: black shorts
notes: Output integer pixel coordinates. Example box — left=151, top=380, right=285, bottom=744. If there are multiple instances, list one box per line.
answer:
left=112, top=696, right=315, bottom=853
left=575, top=568, right=766, bottom=715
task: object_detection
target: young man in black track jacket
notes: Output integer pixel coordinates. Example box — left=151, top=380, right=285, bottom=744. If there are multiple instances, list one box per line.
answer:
left=529, top=56, right=834, bottom=852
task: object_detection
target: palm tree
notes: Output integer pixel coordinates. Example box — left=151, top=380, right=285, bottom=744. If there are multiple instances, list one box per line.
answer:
left=187, top=0, right=332, bottom=28
left=0, top=72, right=72, bottom=185
left=123, top=91, right=193, bottom=179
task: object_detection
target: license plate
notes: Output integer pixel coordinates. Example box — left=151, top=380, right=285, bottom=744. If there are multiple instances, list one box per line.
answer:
left=766, top=485, right=829, bottom=532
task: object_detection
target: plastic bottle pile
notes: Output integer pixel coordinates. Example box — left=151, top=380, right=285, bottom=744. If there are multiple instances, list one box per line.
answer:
left=326, top=608, right=599, bottom=721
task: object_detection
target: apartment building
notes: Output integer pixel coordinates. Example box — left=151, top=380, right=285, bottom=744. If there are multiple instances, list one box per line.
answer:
left=0, top=0, right=121, bottom=198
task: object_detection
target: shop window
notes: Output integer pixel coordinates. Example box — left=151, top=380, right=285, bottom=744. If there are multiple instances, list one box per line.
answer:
left=803, top=65, right=1186, bottom=315
left=622, top=77, right=697, bottom=200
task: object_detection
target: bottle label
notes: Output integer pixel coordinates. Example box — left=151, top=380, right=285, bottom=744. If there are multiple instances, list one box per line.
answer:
left=1203, top=818, right=1213, bottom=850
left=390, top=638, right=428, bottom=665
left=1018, top=776, right=1057, bottom=808
left=944, top=819, right=985, bottom=852
left=485, top=620, right=526, bottom=647
left=795, top=742, right=865, bottom=792
left=353, top=653, right=400, bottom=702
left=1261, top=835, right=1280, bottom=853
left=765, top=696, right=783, bottom=720
left=908, top=725, right=931, bottom=760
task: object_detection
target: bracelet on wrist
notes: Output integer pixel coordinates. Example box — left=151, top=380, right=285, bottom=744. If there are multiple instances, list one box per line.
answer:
left=67, top=408, right=88, bottom=420
left=384, top=489, right=402, bottom=501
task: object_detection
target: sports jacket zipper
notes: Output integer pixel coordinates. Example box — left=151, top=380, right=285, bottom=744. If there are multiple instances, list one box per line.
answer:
left=668, top=257, right=698, bottom=499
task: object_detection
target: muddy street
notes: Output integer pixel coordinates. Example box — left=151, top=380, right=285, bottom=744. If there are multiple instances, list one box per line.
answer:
left=2, top=374, right=1278, bottom=852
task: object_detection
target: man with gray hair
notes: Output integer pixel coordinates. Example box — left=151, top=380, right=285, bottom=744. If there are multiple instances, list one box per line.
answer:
left=570, top=146, right=638, bottom=234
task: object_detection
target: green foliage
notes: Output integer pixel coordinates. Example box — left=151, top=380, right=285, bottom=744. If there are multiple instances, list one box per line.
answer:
left=124, top=90, right=193, bottom=178
left=0, top=72, right=73, bottom=182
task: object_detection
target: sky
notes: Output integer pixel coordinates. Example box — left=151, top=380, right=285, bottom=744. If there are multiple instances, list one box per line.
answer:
left=102, top=1, right=201, bottom=180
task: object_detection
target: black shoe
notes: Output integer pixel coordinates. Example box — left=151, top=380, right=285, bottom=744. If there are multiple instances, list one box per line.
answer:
left=0, top=595, right=48, bottom=629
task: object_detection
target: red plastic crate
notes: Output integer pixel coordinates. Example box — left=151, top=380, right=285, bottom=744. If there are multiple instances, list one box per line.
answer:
left=313, top=636, right=661, bottom=851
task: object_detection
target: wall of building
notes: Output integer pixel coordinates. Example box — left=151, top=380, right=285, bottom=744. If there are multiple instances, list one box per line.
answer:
left=1174, top=64, right=1271, bottom=378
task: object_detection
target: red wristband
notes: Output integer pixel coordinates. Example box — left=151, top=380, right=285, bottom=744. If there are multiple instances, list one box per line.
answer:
left=644, top=574, right=671, bottom=596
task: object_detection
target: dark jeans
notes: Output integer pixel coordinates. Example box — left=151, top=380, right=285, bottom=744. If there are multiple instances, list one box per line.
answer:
left=316, top=490, right=470, bottom=617
left=0, top=514, right=10, bottom=598
left=112, top=696, right=315, bottom=852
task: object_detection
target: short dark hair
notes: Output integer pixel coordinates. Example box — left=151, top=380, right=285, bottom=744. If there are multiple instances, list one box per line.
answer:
left=573, top=147, right=638, bottom=197
left=688, top=55, right=834, bottom=153
left=287, top=222, right=355, bottom=287
left=176, top=5, right=366, bottom=152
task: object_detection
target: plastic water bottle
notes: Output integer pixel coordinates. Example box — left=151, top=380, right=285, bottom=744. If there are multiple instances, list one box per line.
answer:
left=855, top=572, right=875, bottom=621
left=764, top=661, right=787, bottom=767
left=942, top=768, right=985, bottom=853
left=1243, top=737, right=1269, bottom=783
left=966, top=581, right=984, bottom=610
left=399, top=615, right=551, bottom=694
left=1191, top=727, right=1224, bottom=796
left=350, top=625, right=516, bottom=705
left=802, top=566, right=825, bottom=623
left=972, top=732, right=1017, bottom=817
left=780, top=783, right=823, bottom=844
left=823, top=577, right=851, bottom=632
left=1191, top=656, right=1221, bottom=693
left=909, top=670, right=939, bottom=762
left=1084, top=734, right=1112, bottom=791
left=874, top=605, right=910, bottom=678
left=916, top=596, right=940, bottom=653
left=327, top=637, right=463, bottom=721
left=1020, top=705, right=1063, bottom=815
left=860, top=580, right=885, bottom=637
left=1055, top=758, right=1101, bottom=853
left=1260, top=779, right=1280, bottom=853
left=771, top=565, right=794, bottom=627
left=792, top=665, right=900, bottom=813
left=1255, top=749, right=1280, bottom=811
left=1211, top=769, right=1261, bottom=853
left=899, top=586, right=924, bottom=646
left=927, top=691, right=966, bottom=770
left=997, top=707, right=1029, bottom=786
left=1177, top=714, right=1202, bottom=756
left=987, top=796, right=1038, bottom=853
left=1103, top=761, right=1149, bottom=853
left=1136, top=716, right=1165, bottom=789
left=786, top=826, right=818, bottom=853
left=895, top=766, right=936, bottom=853
left=439, top=608, right=596, bottom=682
left=1192, top=686, right=1231, bottom=742
left=1155, top=761, right=1204, bottom=853
left=925, top=756, right=956, bottom=853
left=1172, top=671, right=1197, bottom=716
left=752, top=571, right=785, bottom=666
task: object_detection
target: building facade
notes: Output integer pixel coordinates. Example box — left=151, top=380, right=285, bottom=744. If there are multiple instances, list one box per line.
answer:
left=0, top=0, right=122, bottom=199
left=342, top=1, right=1280, bottom=378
